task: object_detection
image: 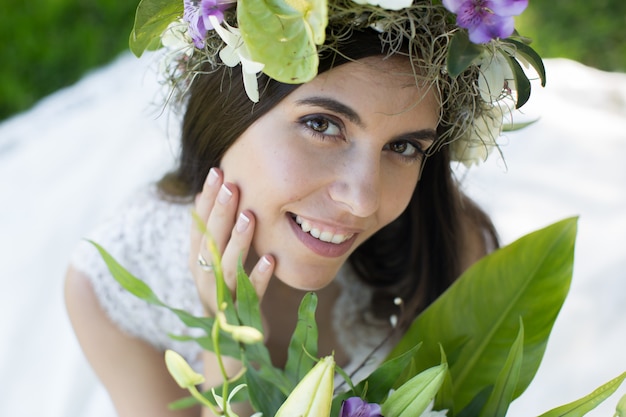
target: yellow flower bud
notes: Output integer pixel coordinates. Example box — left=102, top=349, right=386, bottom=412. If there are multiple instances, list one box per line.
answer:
left=275, top=355, right=335, bottom=417
left=217, top=311, right=264, bottom=344
left=164, top=349, right=205, bottom=389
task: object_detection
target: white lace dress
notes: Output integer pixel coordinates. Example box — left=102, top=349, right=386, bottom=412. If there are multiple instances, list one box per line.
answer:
left=70, top=185, right=396, bottom=380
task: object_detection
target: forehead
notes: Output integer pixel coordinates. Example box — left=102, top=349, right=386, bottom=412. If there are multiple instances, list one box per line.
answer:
left=285, top=56, right=440, bottom=124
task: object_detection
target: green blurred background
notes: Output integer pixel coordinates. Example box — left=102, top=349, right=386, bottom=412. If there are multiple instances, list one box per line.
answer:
left=1, top=0, right=625, bottom=121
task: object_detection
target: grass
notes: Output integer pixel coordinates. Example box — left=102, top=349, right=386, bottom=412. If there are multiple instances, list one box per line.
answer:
left=1, top=0, right=625, bottom=121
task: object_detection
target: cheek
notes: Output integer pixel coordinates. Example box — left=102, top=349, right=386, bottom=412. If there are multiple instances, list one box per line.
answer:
left=379, top=169, right=420, bottom=224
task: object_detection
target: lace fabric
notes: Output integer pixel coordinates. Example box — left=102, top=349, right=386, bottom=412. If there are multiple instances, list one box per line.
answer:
left=70, top=185, right=394, bottom=376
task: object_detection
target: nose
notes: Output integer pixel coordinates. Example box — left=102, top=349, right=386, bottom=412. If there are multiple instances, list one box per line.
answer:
left=328, top=151, right=381, bottom=218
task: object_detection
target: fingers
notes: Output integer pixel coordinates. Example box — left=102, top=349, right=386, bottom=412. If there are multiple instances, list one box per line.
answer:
left=190, top=168, right=274, bottom=314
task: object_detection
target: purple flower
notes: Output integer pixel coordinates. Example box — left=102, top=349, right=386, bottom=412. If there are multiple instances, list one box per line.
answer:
left=340, top=397, right=383, bottom=417
left=183, top=0, right=227, bottom=48
left=442, top=0, right=528, bottom=43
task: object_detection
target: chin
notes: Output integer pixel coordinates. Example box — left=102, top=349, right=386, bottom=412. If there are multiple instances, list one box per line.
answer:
left=273, top=259, right=342, bottom=291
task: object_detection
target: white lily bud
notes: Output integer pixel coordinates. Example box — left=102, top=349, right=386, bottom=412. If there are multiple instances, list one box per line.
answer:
left=164, top=350, right=205, bottom=389
left=275, top=355, right=335, bottom=417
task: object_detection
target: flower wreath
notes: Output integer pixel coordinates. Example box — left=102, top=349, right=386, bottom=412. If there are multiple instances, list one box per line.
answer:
left=130, top=0, right=546, bottom=166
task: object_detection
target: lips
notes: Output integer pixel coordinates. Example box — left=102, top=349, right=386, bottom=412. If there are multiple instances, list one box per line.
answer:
left=288, top=213, right=358, bottom=258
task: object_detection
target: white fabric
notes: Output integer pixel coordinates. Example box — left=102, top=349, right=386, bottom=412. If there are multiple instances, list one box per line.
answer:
left=0, top=53, right=625, bottom=417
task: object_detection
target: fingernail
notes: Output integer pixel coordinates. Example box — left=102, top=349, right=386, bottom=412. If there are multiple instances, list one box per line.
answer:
left=206, top=168, right=219, bottom=187
left=235, top=212, right=250, bottom=233
left=217, top=184, right=232, bottom=205
left=258, top=256, right=272, bottom=273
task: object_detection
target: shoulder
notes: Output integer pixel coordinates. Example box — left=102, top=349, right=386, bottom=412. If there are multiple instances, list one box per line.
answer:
left=67, top=185, right=203, bottom=359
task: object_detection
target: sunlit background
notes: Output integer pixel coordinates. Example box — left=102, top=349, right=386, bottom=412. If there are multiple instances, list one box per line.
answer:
left=2, top=1, right=626, bottom=121
left=1, top=2, right=625, bottom=417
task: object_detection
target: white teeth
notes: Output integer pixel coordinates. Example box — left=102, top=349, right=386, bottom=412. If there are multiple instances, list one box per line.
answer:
left=294, top=215, right=353, bottom=244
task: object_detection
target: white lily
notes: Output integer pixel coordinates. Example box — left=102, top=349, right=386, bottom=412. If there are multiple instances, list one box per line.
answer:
left=208, top=15, right=265, bottom=102
left=161, top=19, right=195, bottom=58
left=274, top=355, right=335, bottom=417
left=210, top=384, right=250, bottom=417
left=478, top=50, right=515, bottom=104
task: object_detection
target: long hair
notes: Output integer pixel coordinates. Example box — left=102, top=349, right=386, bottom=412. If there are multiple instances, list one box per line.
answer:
left=158, top=29, right=498, bottom=324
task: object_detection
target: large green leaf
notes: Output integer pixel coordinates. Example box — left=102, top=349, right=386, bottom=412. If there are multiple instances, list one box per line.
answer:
left=129, top=0, right=182, bottom=57
left=237, top=0, right=326, bottom=83
left=478, top=318, right=524, bottom=417
left=388, top=217, right=578, bottom=412
left=537, top=371, right=626, bottom=417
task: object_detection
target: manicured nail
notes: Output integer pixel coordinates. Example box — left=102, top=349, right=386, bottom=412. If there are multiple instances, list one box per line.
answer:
left=258, top=256, right=272, bottom=273
left=235, top=212, right=250, bottom=233
left=206, top=168, right=219, bottom=187
left=217, top=184, right=232, bottom=205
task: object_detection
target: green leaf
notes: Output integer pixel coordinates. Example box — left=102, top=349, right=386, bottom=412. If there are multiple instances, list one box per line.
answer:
left=503, top=39, right=547, bottom=87
left=381, top=362, right=448, bottom=417
left=243, top=355, right=288, bottom=417
left=447, top=31, right=484, bottom=78
left=284, top=292, right=319, bottom=384
left=505, top=54, right=532, bottom=109
left=90, top=240, right=165, bottom=305
left=235, top=256, right=263, bottom=331
left=237, top=0, right=327, bottom=83
left=388, top=217, right=578, bottom=412
left=90, top=241, right=215, bottom=334
left=538, top=372, right=626, bottom=417
left=502, top=118, right=539, bottom=132
left=129, top=0, right=182, bottom=57
left=365, top=344, right=422, bottom=403
left=616, top=393, right=626, bottom=416
left=435, top=346, right=456, bottom=414
left=479, top=317, right=524, bottom=417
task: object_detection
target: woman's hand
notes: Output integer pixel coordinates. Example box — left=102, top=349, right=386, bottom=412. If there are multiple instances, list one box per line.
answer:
left=189, top=167, right=274, bottom=316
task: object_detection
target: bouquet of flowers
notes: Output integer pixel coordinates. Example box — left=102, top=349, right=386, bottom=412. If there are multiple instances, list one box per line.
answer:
left=93, top=217, right=626, bottom=416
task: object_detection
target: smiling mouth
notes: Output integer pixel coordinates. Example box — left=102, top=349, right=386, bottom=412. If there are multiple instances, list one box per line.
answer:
left=291, top=214, right=355, bottom=244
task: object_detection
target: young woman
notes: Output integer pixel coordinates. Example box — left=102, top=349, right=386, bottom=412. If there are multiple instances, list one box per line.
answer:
left=65, top=0, right=537, bottom=415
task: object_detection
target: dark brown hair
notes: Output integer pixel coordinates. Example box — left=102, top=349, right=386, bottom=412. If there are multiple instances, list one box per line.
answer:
left=158, top=29, right=498, bottom=323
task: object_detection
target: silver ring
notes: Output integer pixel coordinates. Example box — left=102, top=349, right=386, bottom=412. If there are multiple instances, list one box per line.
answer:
left=197, top=253, right=213, bottom=272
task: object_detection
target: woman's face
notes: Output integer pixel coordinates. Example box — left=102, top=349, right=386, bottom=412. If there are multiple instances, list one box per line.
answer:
left=220, top=56, right=440, bottom=290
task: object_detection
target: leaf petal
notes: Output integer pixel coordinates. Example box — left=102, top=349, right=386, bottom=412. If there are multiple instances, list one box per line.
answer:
left=504, top=53, right=532, bottom=109
left=447, top=31, right=484, bottom=78
left=129, top=0, right=183, bottom=57
left=237, top=0, right=323, bottom=83
left=285, top=292, right=319, bottom=384
left=504, top=39, right=547, bottom=87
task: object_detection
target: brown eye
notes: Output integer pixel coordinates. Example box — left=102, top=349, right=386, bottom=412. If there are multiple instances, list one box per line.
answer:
left=389, top=142, right=408, bottom=154
left=386, top=140, right=421, bottom=159
left=306, top=117, right=329, bottom=132
left=303, top=116, right=342, bottom=137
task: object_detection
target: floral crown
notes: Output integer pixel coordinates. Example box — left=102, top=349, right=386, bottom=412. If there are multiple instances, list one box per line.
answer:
left=130, top=0, right=545, bottom=166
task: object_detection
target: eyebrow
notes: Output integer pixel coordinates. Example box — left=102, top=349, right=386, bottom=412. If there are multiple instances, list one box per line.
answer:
left=295, top=96, right=364, bottom=127
left=295, top=96, right=438, bottom=144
